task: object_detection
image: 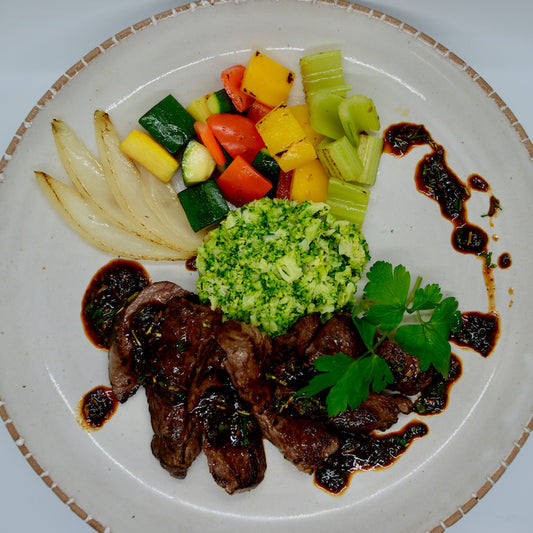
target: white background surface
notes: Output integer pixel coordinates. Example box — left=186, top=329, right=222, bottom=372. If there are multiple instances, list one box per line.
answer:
left=1, top=1, right=532, bottom=532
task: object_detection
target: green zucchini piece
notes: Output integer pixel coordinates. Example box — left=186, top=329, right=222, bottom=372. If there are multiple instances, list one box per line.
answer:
left=300, top=50, right=351, bottom=98
left=308, top=90, right=345, bottom=140
left=338, top=94, right=380, bottom=146
left=252, top=148, right=281, bottom=197
left=357, top=134, right=384, bottom=187
left=326, top=177, right=370, bottom=228
left=182, top=139, right=216, bottom=186
left=139, top=95, right=196, bottom=154
left=177, top=180, right=229, bottom=232
left=317, top=136, right=364, bottom=183
left=207, top=89, right=236, bottom=114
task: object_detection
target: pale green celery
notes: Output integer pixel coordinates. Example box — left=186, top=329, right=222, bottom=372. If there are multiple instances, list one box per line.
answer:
left=300, top=50, right=351, bottom=98
left=317, top=136, right=364, bottom=182
left=338, top=94, right=380, bottom=146
left=326, top=177, right=370, bottom=228
left=357, top=134, right=384, bottom=186
left=308, top=90, right=345, bottom=139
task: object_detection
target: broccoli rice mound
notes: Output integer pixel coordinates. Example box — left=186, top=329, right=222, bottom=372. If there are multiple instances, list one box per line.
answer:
left=195, top=197, right=370, bottom=336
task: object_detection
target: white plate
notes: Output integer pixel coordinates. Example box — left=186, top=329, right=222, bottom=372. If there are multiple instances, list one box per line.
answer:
left=1, top=1, right=532, bottom=532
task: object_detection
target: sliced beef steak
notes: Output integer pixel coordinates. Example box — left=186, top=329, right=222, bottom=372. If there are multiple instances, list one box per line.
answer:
left=328, top=392, right=412, bottom=434
left=190, top=343, right=266, bottom=494
left=108, top=281, right=190, bottom=403
left=376, top=338, right=433, bottom=395
left=146, top=385, right=202, bottom=479
left=269, top=313, right=413, bottom=434
left=145, top=294, right=222, bottom=478
left=217, top=321, right=339, bottom=473
left=304, top=313, right=366, bottom=362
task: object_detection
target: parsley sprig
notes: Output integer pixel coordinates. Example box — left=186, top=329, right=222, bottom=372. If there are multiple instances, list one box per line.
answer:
left=298, top=261, right=462, bottom=416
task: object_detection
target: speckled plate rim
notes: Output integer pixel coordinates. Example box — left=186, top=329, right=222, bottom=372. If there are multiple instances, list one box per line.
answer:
left=0, top=1, right=532, bottom=532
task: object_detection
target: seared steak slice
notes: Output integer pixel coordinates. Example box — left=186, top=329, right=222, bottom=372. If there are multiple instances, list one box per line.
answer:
left=270, top=314, right=412, bottom=434
left=217, top=321, right=339, bottom=473
left=272, top=313, right=322, bottom=361
left=146, top=385, right=202, bottom=479
left=108, top=281, right=189, bottom=402
left=190, top=344, right=266, bottom=494
left=145, top=295, right=222, bottom=478
left=328, top=392, right=412, bottom=434
left=304, top=313, right=365, bottom=362
left=376, top=338, right=433, bottom=395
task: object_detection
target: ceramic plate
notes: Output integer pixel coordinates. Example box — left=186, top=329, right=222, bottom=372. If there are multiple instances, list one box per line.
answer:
left=1, top=1, right=532, bottom=532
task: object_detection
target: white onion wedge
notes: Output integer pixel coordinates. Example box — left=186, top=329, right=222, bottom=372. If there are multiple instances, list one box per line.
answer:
left=51, top=118, right=146, bottom=237
left=139, top=166, right=206, bottom=251
left=35, top=171, right=190, bottom=261
left=94, top=110, right=192, bottom=253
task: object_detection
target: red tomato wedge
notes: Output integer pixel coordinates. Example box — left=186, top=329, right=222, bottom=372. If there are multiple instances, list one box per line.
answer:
left=193, top=121, right=226, bottom=166
left=221, top=65, right=254, bottom=112
left=207, top=113, right=265, bottom=164
left=217, top=155, right=272, bottom=207
left=246, top=100, right=273, bottom=123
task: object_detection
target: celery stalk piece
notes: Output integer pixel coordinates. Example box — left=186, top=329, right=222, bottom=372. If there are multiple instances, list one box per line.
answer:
left=357, top=134, right=384, bottom=186
left=317, top=136, right=364, bottom=182
left=338, top=94, right=380, bottom=146
left=308, top=90, right=345, bottom=139
left=300, top=50, right=351, bottom=98
left=326, top=177, right=370, bottom=228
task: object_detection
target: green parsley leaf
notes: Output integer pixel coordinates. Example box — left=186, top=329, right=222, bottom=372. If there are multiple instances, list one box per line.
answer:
left=354, top=318, right=377, bottom=351
left=298, top=261, right=461, bottom=416
left=409, top=283, right=442, bottom=312
left=299, top=352, right=394, bottom=416
left=395, top=322, right=451, bottom=376
left=364, top=261, right=411, bottom=306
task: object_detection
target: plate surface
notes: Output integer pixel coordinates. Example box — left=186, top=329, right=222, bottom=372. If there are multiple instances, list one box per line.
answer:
left=1, top=1, right=533, bottom=532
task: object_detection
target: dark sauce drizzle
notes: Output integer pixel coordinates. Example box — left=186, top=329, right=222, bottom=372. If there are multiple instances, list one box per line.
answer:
left=316, top=352, right=462, bottom=494
left=186, top=256, right=197, bottom=271
left=498, top=252, right=512, bottom=269
left=315, top=422, right=428, bottom=494
left=79, top=259, right=151, bottom=429
left=450, top=311, right=500, bottom=357
left=81, top=259, right=150, bottom=350
left=78, top=386, right=118, bottom=430
left=383, top=123, right=506, bottom=357
left=415, top=354, right=462, bottom=414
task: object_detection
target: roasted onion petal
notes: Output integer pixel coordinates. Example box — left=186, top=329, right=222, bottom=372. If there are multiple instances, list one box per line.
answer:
left=93, top=110, right=193, bottom=253
left=52, top=118, right=147, bottom=237
left=139, top=166, right=206, bottom=251
left=35, top=171, right=191, bottom=261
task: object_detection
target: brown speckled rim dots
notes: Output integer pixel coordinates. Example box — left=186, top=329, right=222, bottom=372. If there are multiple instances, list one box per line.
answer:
left=0, top=1, right=532, bottom=532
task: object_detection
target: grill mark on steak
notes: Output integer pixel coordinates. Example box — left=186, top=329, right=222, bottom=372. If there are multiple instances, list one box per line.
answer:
left=108, top=281, right=190, bottom=403
left=217, top=321, right=340, bottom=473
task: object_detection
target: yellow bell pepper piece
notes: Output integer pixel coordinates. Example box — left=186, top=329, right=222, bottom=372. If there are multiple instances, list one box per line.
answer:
left=290, top=159, right=329, bottom=203
left=256, top=104, right=317, bottom=172
left=119, top=130, right=179, bottom=182
left=241, top=51, right=295, bottom=108
left=289, top=104, right=324, bottom=148
left=185, top=94, right=211, bottom=123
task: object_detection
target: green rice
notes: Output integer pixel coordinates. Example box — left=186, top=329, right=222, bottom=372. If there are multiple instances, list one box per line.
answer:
left=196, top=198, right=370, bottom=336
